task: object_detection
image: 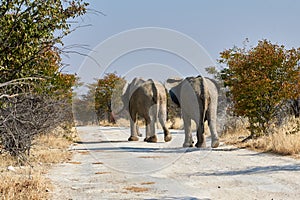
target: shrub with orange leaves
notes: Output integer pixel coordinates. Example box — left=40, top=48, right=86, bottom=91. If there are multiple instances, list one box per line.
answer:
left=219, top=39, right=300, bottom=137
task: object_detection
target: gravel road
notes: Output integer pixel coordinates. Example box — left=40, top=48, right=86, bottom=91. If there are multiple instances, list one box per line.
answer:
left=48, top=126, right=300, bottom=200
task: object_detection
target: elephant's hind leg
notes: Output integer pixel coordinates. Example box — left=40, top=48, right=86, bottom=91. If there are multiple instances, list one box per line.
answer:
left=163, top=127, right=172, bottom=142
left=195, top=122, right=206, bottom=148
left=182, top=112, right=194, bottom=147
left=207, top=109, right=220, bottom=148
left=144, top=112, right=158, bottom=143
left=158, top=108, right=172, bottom=142
left=144, top=117, right=157, bottom=143
left=128, top=113, right=139, bottom=141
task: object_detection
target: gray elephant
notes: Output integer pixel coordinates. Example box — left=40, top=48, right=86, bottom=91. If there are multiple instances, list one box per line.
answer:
left=166, top=76, right=220, bottom=148
left=121, top=77, right=172, bottom=143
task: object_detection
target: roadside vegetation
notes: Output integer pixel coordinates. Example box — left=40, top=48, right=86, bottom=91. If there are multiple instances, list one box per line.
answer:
left=0, top=0, right=88, bottom=199
left=0, top=128, right=75, bottom=199
left=220, top=117, right=300, bottom=158
left=218, top=39, right=300, bottom=157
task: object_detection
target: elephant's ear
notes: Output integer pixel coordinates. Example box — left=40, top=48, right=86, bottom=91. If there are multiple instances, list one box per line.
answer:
left=165, top=78, right=182, bottom=90
left=169, top=89, right=180, bottom=107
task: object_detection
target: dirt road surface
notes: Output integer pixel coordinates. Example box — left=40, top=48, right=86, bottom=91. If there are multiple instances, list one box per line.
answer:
left=48, top=126, right=300, bottom=200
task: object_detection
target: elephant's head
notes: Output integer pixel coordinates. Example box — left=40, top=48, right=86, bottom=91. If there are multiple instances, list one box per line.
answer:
left=113, top=77, right=146, bottom=116
left=111, top=80, right=129, bottom=117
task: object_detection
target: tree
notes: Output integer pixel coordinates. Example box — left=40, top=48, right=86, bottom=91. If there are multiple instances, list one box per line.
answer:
left=0, top=0, right=87, bottom=92
left=219, top=39, right=300, bottom=137
left=0, top=0, right=89, bottom=157
left=95, top=73, right=126, bottom=124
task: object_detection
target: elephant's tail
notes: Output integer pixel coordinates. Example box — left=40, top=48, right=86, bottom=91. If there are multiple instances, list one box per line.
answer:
left=151, top=81, right=159, bottom=124
left=200, top=77, right=210, bottom=123
left=151, top=81, right=158, bottom=104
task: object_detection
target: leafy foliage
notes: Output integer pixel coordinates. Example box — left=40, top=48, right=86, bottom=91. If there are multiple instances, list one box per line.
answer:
left=95, top=73, right=126, bottom=123
left=0, top=0, right=87, bottom=85
left=219, top=40, right=300, bottom=136
left=0, top=0, right=88, bottom=157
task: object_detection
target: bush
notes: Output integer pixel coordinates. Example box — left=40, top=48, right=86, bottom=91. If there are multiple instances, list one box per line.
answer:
left=0, top=94, right=72, bottom=158
left=220, top=39, right=300, bottom=137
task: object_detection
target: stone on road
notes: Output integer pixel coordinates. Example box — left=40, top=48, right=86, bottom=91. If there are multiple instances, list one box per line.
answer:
left=48, top=126, right=300, bottom=200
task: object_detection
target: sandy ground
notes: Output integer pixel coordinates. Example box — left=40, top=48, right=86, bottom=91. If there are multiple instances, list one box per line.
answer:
left=47, top=126, right=300, bottom=200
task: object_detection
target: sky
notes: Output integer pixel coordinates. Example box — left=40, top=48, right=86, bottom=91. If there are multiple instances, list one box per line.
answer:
left=61, top=0, right=300, bottom=88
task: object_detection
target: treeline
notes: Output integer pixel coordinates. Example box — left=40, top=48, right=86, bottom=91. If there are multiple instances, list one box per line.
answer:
left=0, top=0, right=88, bottom=158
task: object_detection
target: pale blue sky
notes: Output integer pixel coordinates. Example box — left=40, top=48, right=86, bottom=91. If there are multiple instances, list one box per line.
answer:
left=62, top=0, right=300, bottom=85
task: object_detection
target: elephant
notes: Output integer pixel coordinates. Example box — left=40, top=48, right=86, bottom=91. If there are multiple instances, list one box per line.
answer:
left=120, top=77, right=172, bottom=143
left=166, top=76, right=220, bottom=148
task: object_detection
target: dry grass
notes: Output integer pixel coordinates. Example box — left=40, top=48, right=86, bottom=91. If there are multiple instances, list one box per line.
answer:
left=167, top=117, right=203, bottom=132
left=167, top=117, right=183, bottom=129
left=114, top=118, right=146, bottom=128
left=115, top=118, right=130, bottom=127
left=29, top=133, right=73, bottom=164
left=0, top=172, right=50, bottom=200
left=0, top=126, right=76, bottom=200
left=221, top=117, right=300, bottom=158
left=0, top=154, right=18, bottom=169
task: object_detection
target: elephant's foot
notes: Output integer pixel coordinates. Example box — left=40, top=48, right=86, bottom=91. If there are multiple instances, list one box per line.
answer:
left=195, top=141, right=206, bottom=148
left=164, top=134, right=172, bottom=142
left=183, top=142, right=194, bottom=148
left=145, top=135, right=157, bottom=143
left=196, top=134, right=206, bottom=148
left=128, top=136, right=139, bottom=141
left=138, top=133, right=142, bottom=137
left=211, top=138, right=220, bottom=148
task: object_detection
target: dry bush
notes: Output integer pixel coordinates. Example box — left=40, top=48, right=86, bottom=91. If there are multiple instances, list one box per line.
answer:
left=220, top=116, right=250, bottom=144
left=0, top=94, right=73, bottom=158
left=0, top=126, right=75, bottom=199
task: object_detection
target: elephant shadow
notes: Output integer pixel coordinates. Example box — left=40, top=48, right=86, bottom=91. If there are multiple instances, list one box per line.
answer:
left=74, top=144, right=223, bottom=154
